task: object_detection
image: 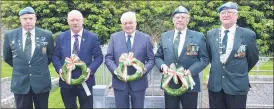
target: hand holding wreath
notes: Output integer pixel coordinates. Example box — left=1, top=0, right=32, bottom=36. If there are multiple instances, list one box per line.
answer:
left=114, top=52, right=145, bottom=82
left=61, top=55, right=88, bottom=85
left=161, top=63, right=196, bottom=96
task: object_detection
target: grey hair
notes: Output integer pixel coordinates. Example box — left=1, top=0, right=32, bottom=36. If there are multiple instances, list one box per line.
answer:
left=68, top=10, right=83, bottom=19
left=120, top=11, right=136, bottom=23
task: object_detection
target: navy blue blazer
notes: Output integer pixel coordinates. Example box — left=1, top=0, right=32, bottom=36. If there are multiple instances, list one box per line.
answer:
left=52, top=29, right=103, bottom=88
left=105, top=30, right=155, bottom=91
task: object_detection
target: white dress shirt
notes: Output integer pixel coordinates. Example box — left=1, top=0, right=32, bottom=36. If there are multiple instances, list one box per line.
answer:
left=174, top=28, right=187, bottom=57
left=220, top=24, right=237, bottom=62
left=22, top=28, right=36, bottom=57
left=125, top=31, right=136, bottom=48
left=70, top=29, right=83, bottom=55
left=161, top=28, right=187, bottom=70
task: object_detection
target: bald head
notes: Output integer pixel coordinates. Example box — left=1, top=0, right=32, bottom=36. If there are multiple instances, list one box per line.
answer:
left=67, top=10, right=84, bottom=33
left=68, top=10, right=83, bottom=19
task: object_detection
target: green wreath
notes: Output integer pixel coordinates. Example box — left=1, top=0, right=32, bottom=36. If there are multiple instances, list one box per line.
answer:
left=114, top=52, right=145, bottom=82
left=61, top=55, right=88, bottom=85
left=161, top=63, right=195, bottom=96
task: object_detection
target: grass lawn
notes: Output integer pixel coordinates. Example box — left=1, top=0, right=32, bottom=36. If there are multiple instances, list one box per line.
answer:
left=1, top=60, right=273, bottom=108
left=48, top=88, right=65, bottom=108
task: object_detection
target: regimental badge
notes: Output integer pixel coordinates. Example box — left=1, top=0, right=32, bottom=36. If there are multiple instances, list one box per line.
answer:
left=42, top=47, right=47, bottom=55
left=186, top=43, right=199, bottom=56
left=234, top=44, right=246, bottom=58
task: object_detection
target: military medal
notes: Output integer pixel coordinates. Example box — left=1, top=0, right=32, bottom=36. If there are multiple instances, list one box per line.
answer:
left=186, top=46, right=190, bottom=55
left=42, top=47, right=47, bottom=54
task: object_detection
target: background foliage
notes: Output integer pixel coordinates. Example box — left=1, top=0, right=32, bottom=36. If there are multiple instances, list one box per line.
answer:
left=1, top=0, right=273, bottom=55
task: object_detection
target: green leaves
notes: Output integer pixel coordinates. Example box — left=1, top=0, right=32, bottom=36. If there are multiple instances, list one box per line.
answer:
left=1, top=1, right=273, bottom=54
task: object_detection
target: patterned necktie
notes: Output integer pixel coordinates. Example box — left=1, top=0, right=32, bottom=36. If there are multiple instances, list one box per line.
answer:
left=24, top=32, right=32, bottom=60
left=222, top=30, right=230, bottom=54
left=173, top=31, right=181, bottom=59
left=127, top=35, right=131, bottom=52
left=73, top=34, right=80, bottom=55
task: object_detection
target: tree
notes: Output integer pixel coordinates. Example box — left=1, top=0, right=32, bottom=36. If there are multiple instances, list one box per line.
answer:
left=1, top=1, right=273, bottom=54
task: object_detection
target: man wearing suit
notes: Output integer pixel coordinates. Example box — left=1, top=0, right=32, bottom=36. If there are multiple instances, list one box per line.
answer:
left=3, top=7, right=54, bottom=108
left=105, top=11, right=155, bottom=108
left=206, top=2, right=259, bottom=108
left=155, top=6, right=209, bottom=108
left=52, top=10, right=103, bottom=108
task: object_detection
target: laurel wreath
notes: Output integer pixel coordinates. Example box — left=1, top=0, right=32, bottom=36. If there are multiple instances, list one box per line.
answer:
left=61, top=55, right=88, bottom=85
left=161, top=63, right=195, bottom=96
left=114, top=52, right=145, bottom=82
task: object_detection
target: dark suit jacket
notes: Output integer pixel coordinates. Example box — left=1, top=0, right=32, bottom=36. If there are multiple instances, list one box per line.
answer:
left=52, top=29, right=103, bottom=88
left=3, top=27, right=54, bottom=94
left=105, top=30, right=155, bottom=91
left=155, top=29, right=209, bottom=92
left=206, top=27, right=259, bottom=95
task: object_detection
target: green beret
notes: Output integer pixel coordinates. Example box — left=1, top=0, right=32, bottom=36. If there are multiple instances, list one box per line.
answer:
left=19, top=7, right=35, bottom=16
left=217, top=2, right=238, bottom=13
left=172, top=6, right=188, bottom=17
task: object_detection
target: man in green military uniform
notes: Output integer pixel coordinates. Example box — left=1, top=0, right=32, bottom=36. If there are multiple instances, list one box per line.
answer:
left=206, top=2, right=259, bottom=108
left=3, top=6, right=54, bottom=108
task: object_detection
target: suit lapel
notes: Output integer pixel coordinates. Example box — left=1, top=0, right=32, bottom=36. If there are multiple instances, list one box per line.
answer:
left=15, top=28, right=27, bottom=59
left=132, top=31, right=139, bottom=52
left=213, top=28, right=220, bottom=57
left=64, top=31, right=72, bottom=57
left=178, top=29, right=192, bottom=60
left=226, top=27, right=243, bottom=62
left=79, top=30, right=87, bottom=57
left=31, top=27, right=41, bottom=61
left=167, top=30, right=175, bottom=59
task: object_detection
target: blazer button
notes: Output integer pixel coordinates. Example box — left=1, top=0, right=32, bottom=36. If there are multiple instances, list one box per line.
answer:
left=30, top=74, right=32, bottom=76
left=223, top=66, right=225, bottom=68
left=222, top=76, right=225, bottom=78
left=29, top=65, right=31, bottom=67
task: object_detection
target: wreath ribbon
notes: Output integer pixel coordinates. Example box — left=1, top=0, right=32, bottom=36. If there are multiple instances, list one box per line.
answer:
left=161, top=63, right=195, bottom=96
left=62, top=55, right=91, bottom=96
left=114, top=52, right=145, bottom=82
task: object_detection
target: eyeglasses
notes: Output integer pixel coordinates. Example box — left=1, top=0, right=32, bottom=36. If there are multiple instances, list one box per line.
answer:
left=174, top=16, right=188, bottom=20
left=220, top=11, right=238, bottom=15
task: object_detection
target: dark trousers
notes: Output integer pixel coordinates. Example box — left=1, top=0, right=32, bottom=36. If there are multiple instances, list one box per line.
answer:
left=164, top=92, right=198, bottom=108
left=61, top=86, right=93, bottom=109
left=208, top=89, right=247, bottom=108
left=114, top=83, right=146, bottom=109
left=14, top=89, right=49, bottom=109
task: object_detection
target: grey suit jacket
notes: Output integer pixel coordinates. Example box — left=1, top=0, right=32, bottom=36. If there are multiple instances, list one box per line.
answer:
left=3, top=27, right=54, bottom=94
left=206, top=27, right=259, bottom=95
left=155, top=29, right=209, bottom=92
left=105, top=30, right=155, bottom=91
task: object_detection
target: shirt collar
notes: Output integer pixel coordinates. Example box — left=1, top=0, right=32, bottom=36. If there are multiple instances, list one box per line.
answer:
left=221, top=24, right=236, bottom=34
left=71, top=29, right=83, bottom=37
left=125, top=31, right=136, bottom=39
left=23, top=28, right=35, bottom=36
left=175, top=27, right=187, bottom=35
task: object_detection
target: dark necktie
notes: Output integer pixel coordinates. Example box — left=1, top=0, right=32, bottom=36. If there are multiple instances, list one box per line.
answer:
left=73, top=34, right=80, bottom=55
left=127, top=35, right=131, bottom=52
left=24, top=32, right=32, bottom=60
left=222, top=30, right=230, bottom=54
left=173, top=31, right=181, bottom=59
